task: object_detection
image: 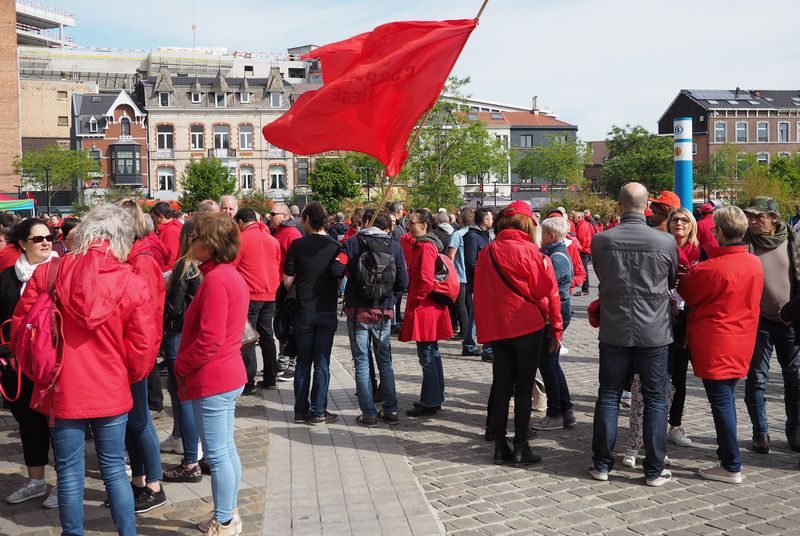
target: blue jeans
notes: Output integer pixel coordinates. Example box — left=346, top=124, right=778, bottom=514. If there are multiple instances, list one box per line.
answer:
left=745, top=316, right=800, bottom=439
left=539, top=346, right=573, bottom=417
left=703, top=379, right=741, bottom=472
left=591, top=343, right=669, bottom=479
left=293, top=311, right=338, bottom=418
left=53, top=413, right=135, bottom=536
left=416, top=342, right=445, bottom=408
left=166, top=357, right=200, bottom=463
left=347, top=317, right=399, bottom=416
left=192, top=387, right=243, bottom=524
left=126, top=378, right=163, bottom=482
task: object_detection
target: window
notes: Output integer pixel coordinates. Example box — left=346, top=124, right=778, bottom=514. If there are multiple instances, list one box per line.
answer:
left=191, top=92, right=201, bottom=103
left=156, top=125, right=174, bottom=149
left=496, top=135, right=509, bottom=147
left=57, top=91, right=68, bottom=100
left=88, top=148, right=101, bottom=160
left=111, top=148, right=140, bottom=176
left=240, top=166, right=254, bottom=190
left=270, top=165, right=286, bottom=189
left=158, top=168, right=174, bottom=191
left=736, top=122, right=747, bottom=143
left=213, top=125, right=230, bottom=149
left=240, top=92, right=251, bottom=104
left=297, top=159, right=308, bottom=185
left=190, top=125, right=204, bottom=150
left=215, top=93, right=227, bottom=108
left=239, top=125, right=253, bottom=149
left=778, top=152, right=791, bottom=159
left=467, top=113, right=478, bottom=121
left=779, top=122, right=790, bottom=143
left=714, top=122, right=726, bottom=143
left=270, top=92, right=282, bottom=108
left=89, top=117, right=98, bottom=133
left=519, top=135, right=534, bottom=148
left=757, top=122, right=768, bottom=142
left=159, top=92, right=170, bottom=107
left=120, top=117, right=130, bottom=137
left=757, top=152, right=769, bottom=165
left=58, top=116, right=68, bottom=126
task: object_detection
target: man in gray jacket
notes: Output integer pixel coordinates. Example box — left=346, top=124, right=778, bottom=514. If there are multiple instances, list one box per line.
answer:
left=588, top=182, right=678, bottom=486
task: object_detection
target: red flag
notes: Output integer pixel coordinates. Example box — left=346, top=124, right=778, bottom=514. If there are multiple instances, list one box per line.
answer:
left=263, top=19, right=477, bottom=176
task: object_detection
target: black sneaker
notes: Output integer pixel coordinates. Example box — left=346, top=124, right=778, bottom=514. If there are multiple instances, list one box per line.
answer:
left=277, top=368, right=295, bottom=382
left=241, top=385, right=257, bottom=396
left=104, top=483, right=143, bottom=508
left=294, top=413, right=311, bottom=424
left=406, top=406, right=438, bottom=417
left=356, top=415, right=378, bottom=428
left=257, top=380, right=277, bottom=390
left=162, top=462, right=202, bottom=483
left=308, top=411, right=338, bottom=424
left=377, top=411, right=399, bottom=425
left=462, top=348, right=481, bottom=357
left=134, top=486, right=167, bottom=514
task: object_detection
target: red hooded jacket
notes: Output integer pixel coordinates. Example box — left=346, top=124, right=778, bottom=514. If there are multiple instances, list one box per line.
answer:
left=565, top=238, right=586, bottom=291
left=473, top=229, right=563, bottom=344
left=157, top=219, right=183, bottom=269
left=575, top=219, right=595, bottom=255
left=12, top=243, right=159, bottom=419
left=145, top=232, right=171, bottom=271
left=234, top=222, right=281, bottom=302
left=0, top=243, right=21, bottom=271
left=399, top=238, right=453, bottom=343
left=696, top=213, right=719, bottom=253
left=678, top=245, right=763, bottom=380
left=273, top=224, right=302, bottom=276
left=175, top=261, right=249, bottom=401
left=128, top=238, right=166, bottom=354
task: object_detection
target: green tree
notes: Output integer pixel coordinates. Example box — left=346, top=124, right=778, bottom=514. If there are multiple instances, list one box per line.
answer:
left=601, top=125, right=673, bottom=198
left=343, top=152, right=385, bottom=205
left=179, top=157, right=236, bottom=212
left=14, top=145, right=100, bottom=210
left=769, top=153, right=800, bottom=194
left=238, top=190, right=274, bottom=216
left=737, top=162, right=796, bottom=221
left=308, top=158, right=363, bottom=213
left=513, top=135, right=590, bottom=201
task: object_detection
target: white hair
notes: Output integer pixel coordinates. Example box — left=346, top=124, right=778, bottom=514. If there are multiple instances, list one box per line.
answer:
left=72, top=203, right=135, bottom=261
left=541, top=216, right=568, bottom=241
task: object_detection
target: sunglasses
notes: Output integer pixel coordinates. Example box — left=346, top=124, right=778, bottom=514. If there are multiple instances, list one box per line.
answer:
left=27, top=235, right=53, bottom=244
left=670, top=217, right=691, bottom=225
left=269, top=212, right=287, bottom=217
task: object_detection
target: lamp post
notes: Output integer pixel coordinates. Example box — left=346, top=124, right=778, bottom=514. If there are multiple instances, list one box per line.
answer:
left=492, top=179, right=498, bottom=208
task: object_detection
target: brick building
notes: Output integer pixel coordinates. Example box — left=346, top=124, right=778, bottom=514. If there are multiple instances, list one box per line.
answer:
left=0, top=1, right=22, bottom=193
left=658, top=89, right=800, bottom=165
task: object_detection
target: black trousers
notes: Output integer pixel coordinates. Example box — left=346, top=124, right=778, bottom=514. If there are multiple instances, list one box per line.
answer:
left=491, top=330, right=545, bottom=446
left=669, top=344, right=690, bottom=427
left=147, top=361, right=163, bottom=412
left=244, top=300, right=277, bottom=387
left=580, top=252, right=591, bottom=293
left=9, top=375, right=51, bottom=467
left=453, top=283, right=468, bottom=334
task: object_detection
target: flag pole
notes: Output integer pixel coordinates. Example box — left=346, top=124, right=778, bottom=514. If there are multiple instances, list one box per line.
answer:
left=476, top=0, right=490, bottom=19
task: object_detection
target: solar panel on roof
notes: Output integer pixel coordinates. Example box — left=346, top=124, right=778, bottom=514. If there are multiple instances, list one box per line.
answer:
left=749, top=100, right=760, bottom=105
left=727, top=100, right=738, bottom=105
left=691, top=90, right=737, bottom=100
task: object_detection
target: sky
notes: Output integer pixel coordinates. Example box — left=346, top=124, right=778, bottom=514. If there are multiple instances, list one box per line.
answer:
left=45, top=0, right=799, bottom=140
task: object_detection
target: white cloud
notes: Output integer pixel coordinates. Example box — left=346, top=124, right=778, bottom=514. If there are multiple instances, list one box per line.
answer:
left=50, top=0, right=800, bottom=139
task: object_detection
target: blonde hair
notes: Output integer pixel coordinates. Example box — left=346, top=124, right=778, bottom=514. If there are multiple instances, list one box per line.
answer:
left=668, top=208, right=698, bottom=247
left=117, top=200, right=149, bottom=240
left=714, top=206, right=748, bottom=241
left=72, top=203, right=134, bottom=262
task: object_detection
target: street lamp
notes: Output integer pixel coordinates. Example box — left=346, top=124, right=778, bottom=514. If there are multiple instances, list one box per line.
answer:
left=492, top=179, right=498, bottom=208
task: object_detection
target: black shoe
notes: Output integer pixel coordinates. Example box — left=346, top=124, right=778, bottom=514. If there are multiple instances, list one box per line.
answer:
left=377, top=411, right=399, bottom=425
left=356, top=415, right=379, bottom=428
left=450, top=333, right=465, bottom=341
left=407, top=406, right=438, bottom=417
left=162, top=462, right=202, bottom=483
left=481, top=353, right=493, bottom=363
left=462, top=348, right=481, bottom=357
left=484, top=427, right=495, bottom=442
left=198, top=458, right=211, bottom=475
left=294, top=413, right=311, bottom=424
left=752, top=434, right=770, bottom=454
left=788, top=435, right=800, bottom=452
left=242, top=385, right=257, bottom=396
left=493, top=438, right=513, bottom=465
left=134, top=486, right=167, bottom=514
left=512, top=443, right=542, bottom=467
left=527, top=427, right=538, bottom=441
left=308, top=411, right=339, bottom=424
left=256, top=380, right=277, bottom=390
left=412, top=402, right=441, bottom=410
left=105, top=483, right=143, bottom=507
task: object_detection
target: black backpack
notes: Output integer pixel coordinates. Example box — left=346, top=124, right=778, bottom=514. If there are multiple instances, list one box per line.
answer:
left=355, top=234, right=396, bottom=306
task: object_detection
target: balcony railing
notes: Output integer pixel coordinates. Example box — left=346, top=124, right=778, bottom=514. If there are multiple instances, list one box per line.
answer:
left=155, top=148, right=174, bottom=159
left=208, top=148, right=237, bottom=158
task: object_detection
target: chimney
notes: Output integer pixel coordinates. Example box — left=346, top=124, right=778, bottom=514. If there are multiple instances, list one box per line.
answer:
left=532, top=95, right=539, bottom=115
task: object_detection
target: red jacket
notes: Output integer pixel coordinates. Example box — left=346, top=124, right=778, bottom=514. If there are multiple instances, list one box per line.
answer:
left=0, top=243, right=21, bottom=271
left=474, top=229, right=562, bottom=344
left=175, top=261, right=249, bottom=401
left=273, top=224, right=302, bottom=276
left=145, top=232, right=171, bottom=271
left=678, top=245, right=764, bottom=380
left=158, top=219, right=183, bottom=270
left=594, top=223, right=604, bottom=234
left=128, top=238, right=166, bottom=355
left=12, top=243, right=159, bottom=419
left=575, top=219, right=595, bottom=255
left=342, top=225, right=359, bottom=243
left=399, top=239, right=452, bottom=343
left=696, top=213, right=719, bottom=254
left=565, top=238, right=586, bottom=290
left=399, top=232, right=415, bottom=270
left=234, top=222, right=281, bottom=301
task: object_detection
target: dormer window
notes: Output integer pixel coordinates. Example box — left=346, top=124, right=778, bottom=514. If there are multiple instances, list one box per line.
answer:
left=270, top=92, right=282, bottom=108
left=89, top=117, right=98, bottom=133
left=191, top=92, right=201, bottom=103
left=159, top=92, right=170, bottom=107
left=215, top=93, right=227, bottom=108
left=240, top=92, right=251, bottom=104
left=120, top=117, right=131, bottom=137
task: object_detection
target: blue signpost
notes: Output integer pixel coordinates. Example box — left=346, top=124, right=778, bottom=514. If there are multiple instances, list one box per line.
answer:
left=673, top=117, right=693, bottom=209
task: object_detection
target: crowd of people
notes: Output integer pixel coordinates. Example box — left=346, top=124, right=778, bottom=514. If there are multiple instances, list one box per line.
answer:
left=0, top=182, right=797, bottom=534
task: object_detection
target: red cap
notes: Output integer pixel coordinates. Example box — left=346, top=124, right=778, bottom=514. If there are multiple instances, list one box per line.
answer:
left=502, top=201, right=534, bottom=221
left=700, top=203, right=714, bottom=214
left=588, top=299, right=601, bottom=328
left=648, top=190, right=681, bottom=210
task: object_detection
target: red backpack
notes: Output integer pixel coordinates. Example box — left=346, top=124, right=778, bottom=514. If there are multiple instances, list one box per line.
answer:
left=430, top=254, right=459, bottom=306
left=11, top=258, right=64, bottom=413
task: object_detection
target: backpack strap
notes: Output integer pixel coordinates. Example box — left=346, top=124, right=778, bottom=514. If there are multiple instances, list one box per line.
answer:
left=488, top=244, right=549, bottom=322
left=46, top=256, right=61, bottom=296
left=43, top=257, right=64, bottom=426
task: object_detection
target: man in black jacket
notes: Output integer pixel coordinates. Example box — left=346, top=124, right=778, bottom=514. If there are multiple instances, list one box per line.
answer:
left=463, top=208, right=493, bottom=359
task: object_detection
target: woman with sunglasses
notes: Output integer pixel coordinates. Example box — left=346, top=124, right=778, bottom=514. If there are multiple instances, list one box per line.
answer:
left=0, top=219, right=58, bottom=508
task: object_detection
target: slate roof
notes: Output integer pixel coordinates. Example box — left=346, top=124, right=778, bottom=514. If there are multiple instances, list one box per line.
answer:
left=72, top=93, right=116, bottom=135
left=683, top=89, right=800, bottom=110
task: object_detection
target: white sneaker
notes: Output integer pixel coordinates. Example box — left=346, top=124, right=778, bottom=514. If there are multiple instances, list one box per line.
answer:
left=646, top=469, right=672, bottom=487
left=6, top=479, right=47, bottom=504
left=698, top=464, right=742, bottom=484
left=160, top=434, right=184, bottom=454
left=560, top=346, right=569, bottom=355
left=622, top=449, right=637, bottom=468
left=667, top=426, right=693, bottom=447
left=197, top=441, right=204, bottom=461
left=42, top=486, right=58, bottom=509
left=198, top=508, right=242, bottom=534
left=664, top=454, right=672, bottom=466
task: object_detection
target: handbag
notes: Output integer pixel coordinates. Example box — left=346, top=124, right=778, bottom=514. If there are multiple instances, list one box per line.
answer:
left=242, top=321, right=259, bottom=351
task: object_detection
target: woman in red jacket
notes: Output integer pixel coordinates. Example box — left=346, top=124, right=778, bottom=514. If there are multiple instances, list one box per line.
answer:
left=678, top=206, right=763, bottom=484
left=474, top=201, right=562, bottom=467
left=12, top=204, right=159, bottom=536
left=400, top=209, right=452, bottom=417
left=175, top=213, right=249, bottom=536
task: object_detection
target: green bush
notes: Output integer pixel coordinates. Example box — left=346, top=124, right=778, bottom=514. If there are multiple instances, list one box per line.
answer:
left=540, top=193, right=618, bottom=223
